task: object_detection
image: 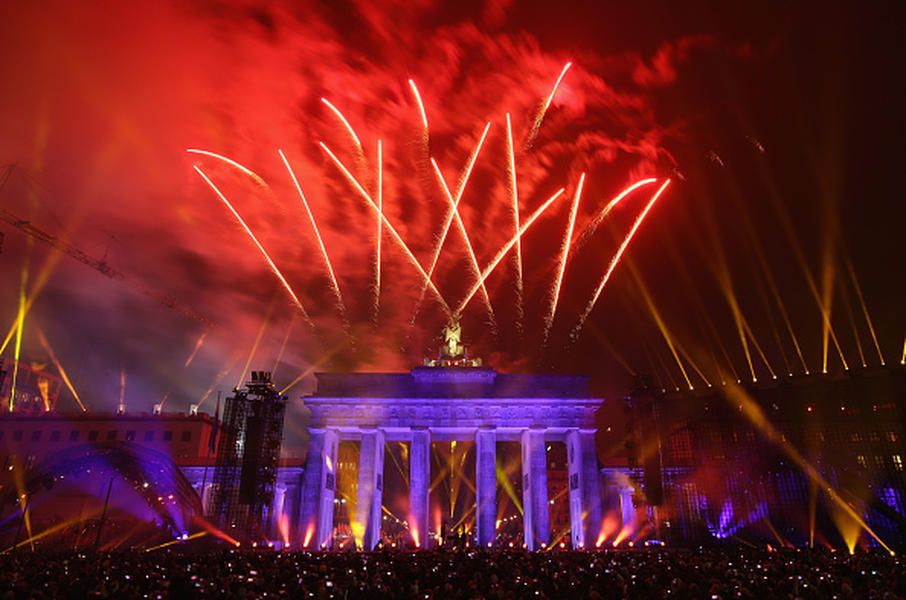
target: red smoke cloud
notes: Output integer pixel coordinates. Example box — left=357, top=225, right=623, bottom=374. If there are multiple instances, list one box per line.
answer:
left=0, top=1, right=733, bottom=433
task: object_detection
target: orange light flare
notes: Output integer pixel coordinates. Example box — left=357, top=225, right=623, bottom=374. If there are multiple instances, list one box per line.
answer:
left=407, top=79, right=429, bottom=131
left=118, top=368, right=127, bottom=409
left=36, top=327, right=87, bottom=412
left=572, top=179, right=671, bottom=339
left=374, top=139, right=383, bottom=323
left=278, top=513, right=291, bottom=547
left=846, top=259, right=886, bottom=366
left=455, top=188, right=566, bottom=315
left=320, top=98, right=363, bottom=150
left=191, top=515, right=240, bottom=547
left=186, top=149, right=268, bottom=188
left=409, top=516, right=421, bottom=548
left=430, top=156, right=496, bottom=328
left=302, top=523, right=315, bottom=548
left=183, top=329, right=209, bottom=368
left=505, top=113, right=525, bottom=333
left=193, top=166, right=314, bottom=326
left=279, top=149, right=347, bottom=323
left=612, top=525, right=632, bottom=547
left=411, top=123, right=490, bottom=322
left=8, top=264, right=27, bottom=412
left=319, top=142, right=451, bottom=316
left=596, top=514, right=620, bottom=547
left=543, top=172, right=585, bottom=345
left=197, top=353, right=241, bottom=409
left=526, top=61, right=572, bottom=147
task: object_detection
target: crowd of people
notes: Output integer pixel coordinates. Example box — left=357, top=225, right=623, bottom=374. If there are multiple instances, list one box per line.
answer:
left=1, top=546, right=903, bottom=599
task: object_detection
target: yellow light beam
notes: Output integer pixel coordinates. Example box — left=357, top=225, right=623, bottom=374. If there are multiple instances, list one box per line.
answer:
left=846, top=260, right=885, bottom=366
left=8, top=264, right=28, bottom=412
left=724, top=382, right=894, bottom=554
left=36, top=328, right=87, bottom=412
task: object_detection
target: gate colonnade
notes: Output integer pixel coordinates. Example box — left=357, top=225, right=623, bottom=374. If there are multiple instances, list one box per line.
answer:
left=298, top=367, right=603, bottom=550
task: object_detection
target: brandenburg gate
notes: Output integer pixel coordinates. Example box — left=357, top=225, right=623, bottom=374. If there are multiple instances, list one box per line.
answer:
left=298, top=325, right=603, bottom=550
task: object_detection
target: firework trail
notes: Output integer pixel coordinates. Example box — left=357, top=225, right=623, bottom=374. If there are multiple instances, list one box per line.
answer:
left=525, top=62, right=572, bottom=148
left=374, top=140, right=383, bottom=324
left=193, top=166, right=314, bottom=326
left=430, top=157, right=496, bottom=328
left=544, top=172, right=585, bottom=345
left=572, top=179, right=671, bottom=340
left=408, top=79, right=429, bottom=131
left=410, top=123, right=490, bottom=323
left=36, top=327, right=87, bottom=412
left=186, top=149, right=268, bottom=187
left=320, top=98, right=363, bottom=151
left=456, top=188, right=566, bottom=315
left=279, top=149, right=347, bottom=324
left=572, top=178, right=658, bottom=250
left=505, top=113, right=524, bottom=336
left=319, top=142, right=451, bottom=315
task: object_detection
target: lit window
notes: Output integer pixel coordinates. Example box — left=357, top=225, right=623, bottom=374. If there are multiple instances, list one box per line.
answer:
left=857, top=455, right=867, bottom=468
left=888, top=432, right=899, bottom=443
left=894, top=455, right=903, bottom=471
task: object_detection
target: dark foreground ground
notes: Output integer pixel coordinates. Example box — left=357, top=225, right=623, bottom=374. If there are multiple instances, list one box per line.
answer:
left=1, top=547, right=903, bottom=599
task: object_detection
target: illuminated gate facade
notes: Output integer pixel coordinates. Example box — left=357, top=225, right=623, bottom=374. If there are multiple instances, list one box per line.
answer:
left=298, top=366, right=603, bottom=550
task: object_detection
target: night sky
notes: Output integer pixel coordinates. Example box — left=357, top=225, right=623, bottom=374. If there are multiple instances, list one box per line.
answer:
left=0, top=1, right=903, bottom=453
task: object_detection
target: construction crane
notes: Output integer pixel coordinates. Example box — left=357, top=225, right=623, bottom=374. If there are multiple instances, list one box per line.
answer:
left=0, top=164, right=210, bottom=324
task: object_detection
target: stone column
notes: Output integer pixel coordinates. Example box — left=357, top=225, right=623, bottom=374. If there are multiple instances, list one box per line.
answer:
left=299, top=428, right=339, bottom=549
left=476, top=427, right=497, bottom=547
left=409, top=428, right=430, bottom=548
left=271, top=484, right=287, bottom=541
left=566, top=429, right=603, bottom=549
left=355, top=429, right=385, bottom=550
left=521, top=428, right=550, bottom=550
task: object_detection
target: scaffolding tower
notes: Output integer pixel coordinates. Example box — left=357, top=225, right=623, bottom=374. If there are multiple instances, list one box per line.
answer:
left=209, top=371, right=287, bottom=541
